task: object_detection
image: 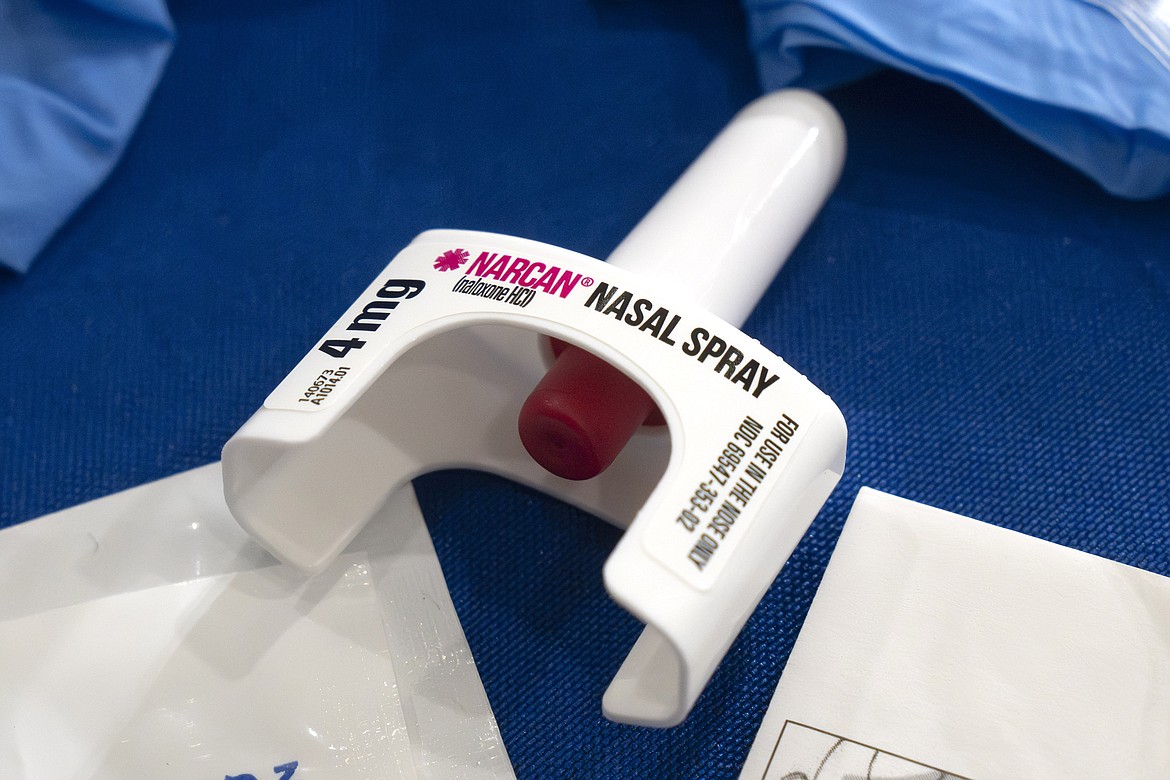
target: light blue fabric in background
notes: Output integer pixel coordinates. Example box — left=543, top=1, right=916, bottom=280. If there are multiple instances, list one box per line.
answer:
left=744, top=0, right=1170, bottom=199
left=0, top=0, right=173, bottom=272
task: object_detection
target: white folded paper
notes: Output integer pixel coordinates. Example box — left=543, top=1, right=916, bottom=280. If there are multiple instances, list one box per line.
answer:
left=742, top=487, right=1170, bottom=779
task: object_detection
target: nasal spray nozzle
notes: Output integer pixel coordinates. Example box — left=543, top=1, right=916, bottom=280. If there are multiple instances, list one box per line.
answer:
left=223, top=90, right=848, bottom=727
left=519, top=91, right=844, bottom=480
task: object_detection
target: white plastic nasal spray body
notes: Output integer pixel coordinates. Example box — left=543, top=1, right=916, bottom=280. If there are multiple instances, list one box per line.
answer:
left=222, top=90, right=847, bottom=727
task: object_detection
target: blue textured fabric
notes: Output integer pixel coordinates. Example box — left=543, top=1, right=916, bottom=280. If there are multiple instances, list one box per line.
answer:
left=1, top=2, right=1168, bottom=777
left=0, top=0, right=173, bottom=272
left=743, top=0, right=1170, bottom=199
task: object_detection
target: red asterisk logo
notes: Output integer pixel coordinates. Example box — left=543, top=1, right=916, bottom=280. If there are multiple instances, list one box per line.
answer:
left=434, top=248, right=470, bottom=271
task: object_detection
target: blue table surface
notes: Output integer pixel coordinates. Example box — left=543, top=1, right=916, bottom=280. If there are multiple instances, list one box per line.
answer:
left=2, top=1, right=1168, bottom=777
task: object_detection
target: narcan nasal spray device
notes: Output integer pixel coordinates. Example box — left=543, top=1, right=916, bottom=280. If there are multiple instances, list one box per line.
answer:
left=223, top=90, right=847, bottom=727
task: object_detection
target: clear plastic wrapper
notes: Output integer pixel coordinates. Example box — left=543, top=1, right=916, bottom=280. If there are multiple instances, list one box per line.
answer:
left=0, top=464, right=513, bottom=779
